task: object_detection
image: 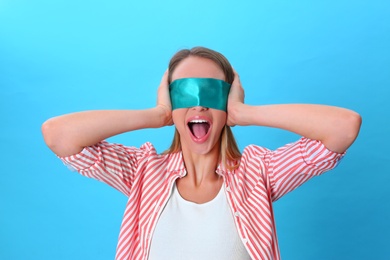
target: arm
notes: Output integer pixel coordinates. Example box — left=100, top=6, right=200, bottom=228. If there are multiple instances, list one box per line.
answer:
left=227, top=72, right=362, bottom=153
left=42, top=71, right=172, bottom=157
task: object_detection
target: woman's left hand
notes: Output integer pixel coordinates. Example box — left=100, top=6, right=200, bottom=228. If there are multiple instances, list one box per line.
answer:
left=227, top=70, right=245, bottom=126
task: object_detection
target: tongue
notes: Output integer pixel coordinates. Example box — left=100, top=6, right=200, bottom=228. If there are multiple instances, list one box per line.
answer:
left=192, top=123, right=208, bottom=139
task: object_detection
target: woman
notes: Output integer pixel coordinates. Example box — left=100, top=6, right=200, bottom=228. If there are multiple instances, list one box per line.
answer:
left=42, top=47, right=361, bottom=260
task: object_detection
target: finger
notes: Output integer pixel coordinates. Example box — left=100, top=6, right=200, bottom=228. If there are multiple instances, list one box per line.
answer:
left=230, top=70, right=241, bottom=91
left=231, top=69, right=241, bottom=87
left=229, top=69, right=245, bottom=103
left=157, top=70, right=172, bottom=108
left=157, top=70, right=170, bottom=97
left=160, top=69, right=169, bottom=86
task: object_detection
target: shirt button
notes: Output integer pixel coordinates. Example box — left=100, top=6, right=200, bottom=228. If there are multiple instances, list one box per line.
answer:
left=226, top=186, right=231, bottom=192
left=234, top=212, right=240, bottom=217
left=242, top=238, right=248, bottom=244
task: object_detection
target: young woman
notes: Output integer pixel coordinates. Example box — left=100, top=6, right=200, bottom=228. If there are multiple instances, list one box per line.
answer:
left=42, top=47, right=361, bottom=260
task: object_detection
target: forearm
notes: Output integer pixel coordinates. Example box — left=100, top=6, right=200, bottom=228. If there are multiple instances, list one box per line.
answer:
left=232, top=103, right=362, bottom=153
left=42, top=108, right=168, bottom=157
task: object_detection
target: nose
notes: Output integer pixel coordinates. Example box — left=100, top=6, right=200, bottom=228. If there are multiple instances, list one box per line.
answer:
left=192, top=106, right=208, bottom=111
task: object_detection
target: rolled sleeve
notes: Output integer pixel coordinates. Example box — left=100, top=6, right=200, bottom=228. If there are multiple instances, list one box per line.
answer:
left=59, top=141, right=157, bottom=196
left=299, top=137, right=345, bottom=170
left=60, top=146, right=100, bottom=172
left=268, top=137, right=345, bottom=201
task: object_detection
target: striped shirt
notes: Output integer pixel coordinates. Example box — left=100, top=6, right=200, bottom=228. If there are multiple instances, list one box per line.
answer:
left=60, top=137, right=344, bottom=260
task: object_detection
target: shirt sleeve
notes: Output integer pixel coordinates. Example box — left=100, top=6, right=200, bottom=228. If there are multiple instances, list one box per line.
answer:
left=59, top=141, right=156, bottom=196
left=257, top=137, right=345, bottom=202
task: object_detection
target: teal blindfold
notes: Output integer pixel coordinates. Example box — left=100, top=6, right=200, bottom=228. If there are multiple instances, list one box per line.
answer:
left=169, top=78, right=231, bottom=111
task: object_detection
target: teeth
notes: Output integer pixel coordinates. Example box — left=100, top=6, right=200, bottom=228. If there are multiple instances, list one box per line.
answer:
left=190, top=119, right=208, bottom=123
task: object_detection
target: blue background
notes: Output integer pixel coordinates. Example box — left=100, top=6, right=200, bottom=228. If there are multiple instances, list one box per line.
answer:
left=1, top=0, right=389, bottom=259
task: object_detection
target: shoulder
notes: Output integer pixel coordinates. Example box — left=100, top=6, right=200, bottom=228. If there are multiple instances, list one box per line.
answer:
left=242, top=144, right=271, bottom=156
left=60, top=141, right=162, bottom=169
left=240, top=144, right=271, bottom=165
left=238, top=137, right=345, bottom=171
left=238, top=137, right=332, bottom=167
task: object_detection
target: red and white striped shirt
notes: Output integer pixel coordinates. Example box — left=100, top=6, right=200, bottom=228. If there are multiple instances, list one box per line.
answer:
left=60, top=137, right=344, bottom=260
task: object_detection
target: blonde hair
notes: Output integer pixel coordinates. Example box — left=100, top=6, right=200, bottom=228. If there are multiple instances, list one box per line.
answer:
left=163, top=47, right=241, bottom=170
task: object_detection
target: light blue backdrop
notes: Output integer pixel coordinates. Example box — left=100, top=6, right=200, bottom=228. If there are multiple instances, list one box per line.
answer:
left=1, top=1, right=389, bottom=259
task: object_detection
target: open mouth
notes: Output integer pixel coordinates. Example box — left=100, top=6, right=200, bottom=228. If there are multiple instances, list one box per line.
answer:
left=188, top=119, right=211, bottom=139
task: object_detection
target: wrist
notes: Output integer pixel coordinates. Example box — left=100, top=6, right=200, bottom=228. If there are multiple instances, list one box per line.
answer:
left=153, top=106, right=172, bottom=127
left=228, top=102, right=249, bottom=126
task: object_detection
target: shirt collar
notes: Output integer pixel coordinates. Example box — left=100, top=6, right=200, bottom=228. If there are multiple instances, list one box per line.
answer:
left=165, top=151, right=234, bottom=178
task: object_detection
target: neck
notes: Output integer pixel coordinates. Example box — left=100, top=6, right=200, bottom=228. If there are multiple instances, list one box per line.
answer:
left=180, top=143, right=221, bottom=187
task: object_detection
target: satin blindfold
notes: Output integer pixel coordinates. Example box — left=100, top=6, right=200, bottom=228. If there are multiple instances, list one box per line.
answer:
left=169, top=78, right=231, bottom=111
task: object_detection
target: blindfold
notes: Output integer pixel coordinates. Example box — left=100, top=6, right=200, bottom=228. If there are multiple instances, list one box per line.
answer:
left=169, top=78, right=231, bottom=111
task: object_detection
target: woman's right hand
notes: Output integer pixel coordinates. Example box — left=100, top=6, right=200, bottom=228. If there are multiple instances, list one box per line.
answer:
left=42, top=70, right=174, bottom=157
left=156, top=70, right=173, bottom=126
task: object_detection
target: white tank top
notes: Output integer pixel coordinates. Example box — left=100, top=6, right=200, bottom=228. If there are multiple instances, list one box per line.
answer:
left=148, top=183, right=251, bottom=260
